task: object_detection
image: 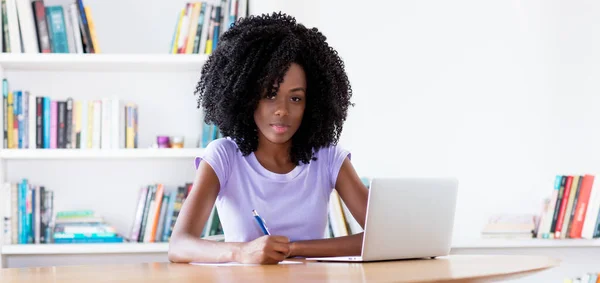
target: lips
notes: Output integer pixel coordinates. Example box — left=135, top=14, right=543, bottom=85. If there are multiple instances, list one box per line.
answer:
left=270, top=123, right=290, bottom=134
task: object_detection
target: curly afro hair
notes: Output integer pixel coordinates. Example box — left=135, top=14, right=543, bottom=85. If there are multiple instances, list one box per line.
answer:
left=195, top=12, right=353, bottom=165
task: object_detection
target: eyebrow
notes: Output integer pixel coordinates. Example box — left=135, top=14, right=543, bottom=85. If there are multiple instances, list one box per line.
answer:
left=290, top=87, right=306, bottom=93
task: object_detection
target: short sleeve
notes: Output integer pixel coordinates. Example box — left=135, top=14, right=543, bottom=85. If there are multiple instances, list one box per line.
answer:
left=195, top=138, right=236, bottom=190
left=327, top=144, right=351, bottom=188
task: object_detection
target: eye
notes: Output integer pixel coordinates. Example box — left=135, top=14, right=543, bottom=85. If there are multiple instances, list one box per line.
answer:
left=264, top=93, right=277, bottom=100
left=291, top=96, right=303, bottom=102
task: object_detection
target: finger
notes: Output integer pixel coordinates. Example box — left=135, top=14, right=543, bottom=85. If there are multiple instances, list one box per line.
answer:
left=267, top=250, right=286, bottom=262
left=270, top=236, right=290, bottom=243
left=271, top=242, right=290, bottom=255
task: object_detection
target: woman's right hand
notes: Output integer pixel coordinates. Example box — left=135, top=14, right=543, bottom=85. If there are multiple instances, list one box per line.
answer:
left=236, top=235, right=291, bottom=264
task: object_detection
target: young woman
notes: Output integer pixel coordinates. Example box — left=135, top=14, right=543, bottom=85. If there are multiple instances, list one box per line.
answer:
left=168, top=12, right=368, bottom=264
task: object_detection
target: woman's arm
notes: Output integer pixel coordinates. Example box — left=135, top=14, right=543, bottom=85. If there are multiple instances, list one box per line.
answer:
left=168, top=160, right=290, bottom=264
left=288, top=157, right=369, bottom=257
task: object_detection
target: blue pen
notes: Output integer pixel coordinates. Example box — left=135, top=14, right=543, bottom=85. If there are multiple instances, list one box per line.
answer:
left=252, top=209, right=271, bottom=235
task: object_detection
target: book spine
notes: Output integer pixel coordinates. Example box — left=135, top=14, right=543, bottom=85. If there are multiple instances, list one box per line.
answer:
left=1, top=0, right=10, bottom=53
left=65, top=98, right=73, bottom=148
left=76, top=0, right=94, bottom=53
left=555, top=175, right=573, bottom=238
left=129, top=187, right=148, bottom=242
left=138, top=185, right=154, bottom=243
left=34, top=186, right=40, bottom=244
left=6, top=91, right=12, bottom=148
left=565, top=175, right=583, bottom=237
left=11, top=183, right=17, bottom=243
left=57, top=101, right=65, bottom=148
left=32, top=0, right=51, bottom=53
left=15, top=91, right=22, bottom=148
left=162, top=191, right=176, bottom=242
left=18, top=180, right=25, bottom=243
left=68, top=4, right=84, bottom=53
left=50, top=100, right=57, bottom=148
left=46, top=6, right=69, bottom=53
left=74, top=100, right=81, bottom=148
left=550, top=176, right=566, bottom=234
left=570, top=174, right=595, bottom=238
left=43, top=98, right=51, bottom=148
left=28, top=92, right=35, bottom=148
left=2, top=79, right=7, bottom=148
left=36, top=97, right=42, bottom=148
left=22, top=91, right=28, bottom=149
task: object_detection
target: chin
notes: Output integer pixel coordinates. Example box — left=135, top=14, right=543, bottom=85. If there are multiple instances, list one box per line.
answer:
left=265, top=134, right=293, bottom=144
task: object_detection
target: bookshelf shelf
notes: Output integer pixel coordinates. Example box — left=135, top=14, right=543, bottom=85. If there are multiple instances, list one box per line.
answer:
left=0, top=148, right=204, bottom=159
left=1, top=243, right=168, bottom=255
left=451, top=238, right=600, bottom=249
left=0, top=53, right=209, bottom=72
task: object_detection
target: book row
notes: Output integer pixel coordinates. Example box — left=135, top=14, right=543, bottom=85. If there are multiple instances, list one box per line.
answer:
left=170, top=0, right=248, bottom=55
left=1, top=81, right=139, bottom=149
left=1, top=179, right=54, bottom=244
left=536, top=175, right=600, bottom=239
left=128, top=182, right=222, bottom=243
left=1, top=0, right=98, bottom=54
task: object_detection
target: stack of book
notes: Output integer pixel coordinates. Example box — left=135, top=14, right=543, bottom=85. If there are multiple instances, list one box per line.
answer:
left=536, top=175, right=600, bottom=239
left=2, top=0, right=99, bottom=54
left=2, top=79, right=140, bottom=149
left=1, top=179, right=54, bottom=244
left=170, top=0, right=248, bottom=55
left=564, top=272, right=599, bottom=283
left=481, top=214, right=538, bottom=239
left=128, top=183, right=223, bottom=243
left=53, top=210, right=123, bottom=244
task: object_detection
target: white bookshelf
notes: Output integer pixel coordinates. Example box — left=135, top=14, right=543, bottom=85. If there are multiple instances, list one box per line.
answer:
left=0, top=53, right=208, bottom=72
left=0, top=52, right=208, bottom=268
left=0, top=148, right=203, bottom=159
left=451, top=238, right=600, bottom=249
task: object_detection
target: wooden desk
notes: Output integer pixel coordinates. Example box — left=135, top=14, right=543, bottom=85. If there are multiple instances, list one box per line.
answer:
left=0, top=255, right=559, bottom=282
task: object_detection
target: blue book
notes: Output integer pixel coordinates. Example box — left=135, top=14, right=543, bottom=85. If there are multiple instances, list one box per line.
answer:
left=162, top=190, right=176, bottom=242
left=19, top=180, right=27, bottom=244
left=43, top=97, right=50, bottom=148
left=45, top=6, right=69, bottom=53
left=54, top=236, right=124, bottom=244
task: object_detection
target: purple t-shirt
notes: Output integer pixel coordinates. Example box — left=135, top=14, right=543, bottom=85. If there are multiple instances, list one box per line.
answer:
left=195, top=138, right=350, bottom=242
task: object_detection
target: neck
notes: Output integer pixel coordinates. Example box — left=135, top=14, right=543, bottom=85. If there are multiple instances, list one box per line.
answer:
left=255, top=133, right=292, bottom=163
left=253, top=132, right=296, bottom=174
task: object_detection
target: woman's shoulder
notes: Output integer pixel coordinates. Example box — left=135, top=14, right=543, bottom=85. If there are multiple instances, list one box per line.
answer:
left=204, top=137, right=240, bottom=153
left=196, top=137, right=240, bottom=170
left=313, top=143, right=351, bottom=164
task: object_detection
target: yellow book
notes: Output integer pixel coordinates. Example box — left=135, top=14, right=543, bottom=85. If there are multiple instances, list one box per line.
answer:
left=125, top=104, right=135, bottom=148
left=84, top=7, right=100, bottom=53
left=6, top=92, right=13, bottom=148
left=172, top=8, right=185, bottom=54
left=185, top=3, right=202, bottom=54
left=87, top=101, right=94, bottom=148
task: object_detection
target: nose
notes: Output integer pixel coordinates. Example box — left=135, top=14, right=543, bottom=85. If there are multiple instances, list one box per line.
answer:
left=274, top=99, right=289, bottom=117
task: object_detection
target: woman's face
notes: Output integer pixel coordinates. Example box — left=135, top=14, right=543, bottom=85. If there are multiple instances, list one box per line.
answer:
left=254, top=63, right=307, bottom=145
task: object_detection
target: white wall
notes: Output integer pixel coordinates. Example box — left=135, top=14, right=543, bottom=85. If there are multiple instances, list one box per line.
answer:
left=36, top=0, right=600, bottom=242
left=250, top=0, right=600, bottom=243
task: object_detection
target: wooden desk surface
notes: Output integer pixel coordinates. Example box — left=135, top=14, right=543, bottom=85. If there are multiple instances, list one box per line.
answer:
left=0, top=255, right=559, bottom=283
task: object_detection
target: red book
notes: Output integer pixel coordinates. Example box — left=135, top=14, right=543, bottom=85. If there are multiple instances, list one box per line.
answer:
left=569, top=174, right=595, bottom=238
left=555, top=176, right=573, bottom=238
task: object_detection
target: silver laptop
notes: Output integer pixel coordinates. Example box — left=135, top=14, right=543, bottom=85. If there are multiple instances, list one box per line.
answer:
left=306, top=177, right=458, bottom=262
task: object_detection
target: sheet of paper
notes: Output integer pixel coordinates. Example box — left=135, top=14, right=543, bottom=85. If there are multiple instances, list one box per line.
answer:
left=190, top=260, right=303, bottom=266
